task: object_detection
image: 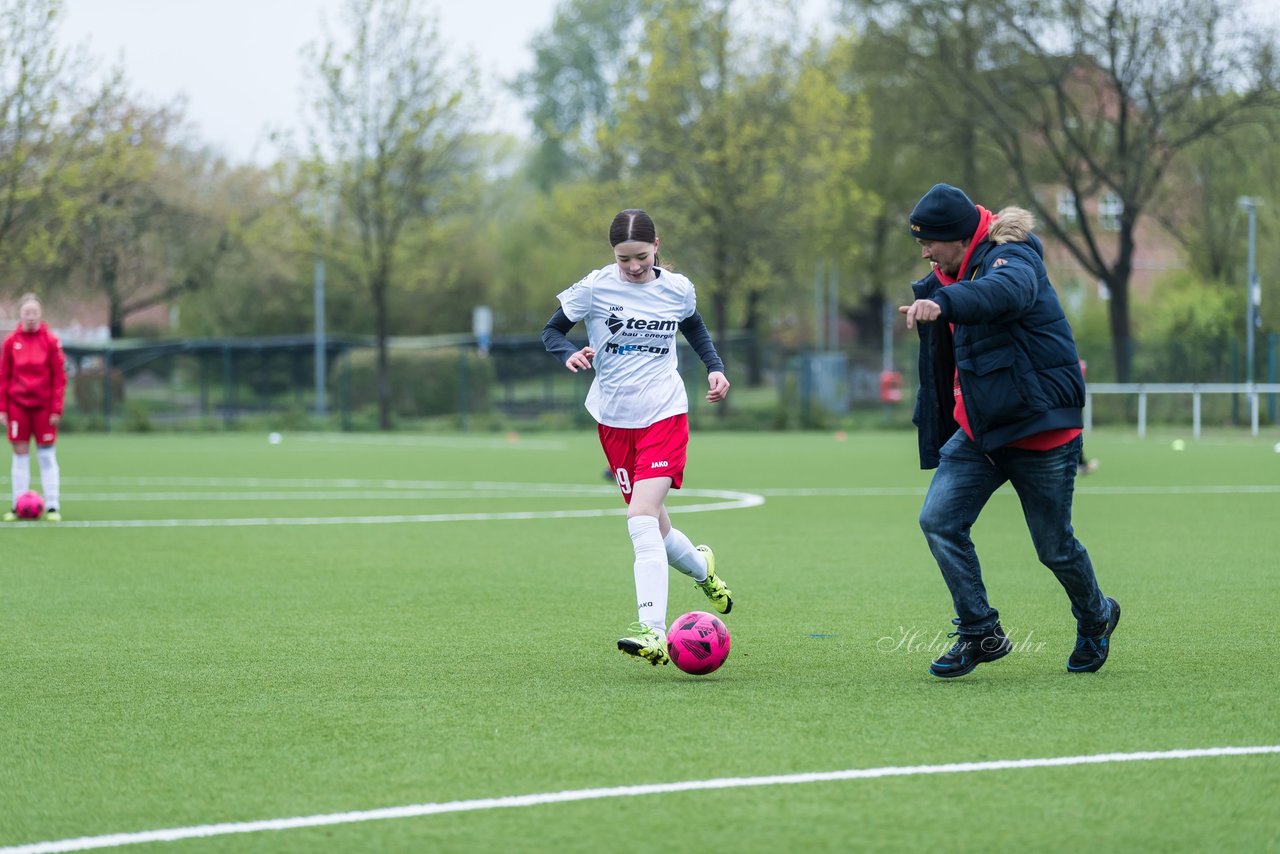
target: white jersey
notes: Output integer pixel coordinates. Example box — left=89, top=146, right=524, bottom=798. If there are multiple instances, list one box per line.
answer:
left=556, top=264, right=697, bottom=428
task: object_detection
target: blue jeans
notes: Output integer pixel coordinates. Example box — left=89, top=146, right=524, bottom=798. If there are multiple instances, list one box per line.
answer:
left=919, top=430, right=1108, bottom=635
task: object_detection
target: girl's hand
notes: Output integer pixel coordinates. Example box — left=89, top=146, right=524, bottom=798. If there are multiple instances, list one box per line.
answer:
left=706, top=371, right=730, bottom=403
left=565, top=347, right=595, bottom=373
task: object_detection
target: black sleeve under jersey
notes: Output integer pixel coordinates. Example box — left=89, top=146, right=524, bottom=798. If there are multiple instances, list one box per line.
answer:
left=678, top=312, right=725, bottom=375
left=541, top=308, right=579, bottom=363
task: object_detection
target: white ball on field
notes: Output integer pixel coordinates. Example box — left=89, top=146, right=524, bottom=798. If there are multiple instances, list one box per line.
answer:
left=1171, top=439, right=1186, bottom=451
left=268, top=432, right=282, bottom=445
left=1273, top=442, right=1280, bottom=454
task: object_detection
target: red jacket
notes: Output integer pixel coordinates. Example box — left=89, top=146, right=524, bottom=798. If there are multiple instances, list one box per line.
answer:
left=0, top=323, right=67, bottom=414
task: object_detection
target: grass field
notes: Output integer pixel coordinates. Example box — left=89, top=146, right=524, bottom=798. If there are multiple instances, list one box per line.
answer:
left=2, top=427, right=1278, bottom=852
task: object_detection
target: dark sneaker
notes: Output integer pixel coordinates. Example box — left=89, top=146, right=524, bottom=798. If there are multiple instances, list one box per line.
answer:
left=929, top=624, right=1013, bottom=678
left=1068, top=597, right=1120, bottom=673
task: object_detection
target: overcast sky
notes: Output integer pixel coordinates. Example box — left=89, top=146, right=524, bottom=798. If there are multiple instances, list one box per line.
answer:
left=58, top=0, right=572, bottom=164
left=58, top=0, right=1273, bottom=167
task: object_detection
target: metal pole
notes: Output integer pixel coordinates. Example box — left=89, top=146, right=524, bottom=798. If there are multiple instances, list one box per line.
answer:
left=314, top=256, right=327, bottom=417
left=222, top=344, right=233, bottom=427
left=813, top=262, right=824, bottom=350
left=1238, top=197, right=1261, bottom=387
left=882, top=300, right=895, bottom=373
left=1247, top=201, right=1257, bottom=387
left=101, top=349, right=112, bottom=433
left=827, top=263, right=838, bottom=353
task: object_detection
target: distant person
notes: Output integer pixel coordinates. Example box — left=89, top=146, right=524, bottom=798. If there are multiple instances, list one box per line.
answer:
left=1, top=293, right=66, bottom=522
left=899, top=184, right=1118, bottom=677
left=542, top=209, right=733, bottom=667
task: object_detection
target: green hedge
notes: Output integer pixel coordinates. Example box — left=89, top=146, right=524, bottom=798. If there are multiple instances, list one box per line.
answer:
left=337, top=348, right=494, bottom=417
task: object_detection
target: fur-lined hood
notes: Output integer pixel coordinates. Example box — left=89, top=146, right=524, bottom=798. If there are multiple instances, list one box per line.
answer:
left=988, top=207, right=1036, bottom=245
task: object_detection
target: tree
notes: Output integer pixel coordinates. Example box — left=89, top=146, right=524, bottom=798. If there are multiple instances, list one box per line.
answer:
left=513, top=0, right=645, bottom=190
left=1153, top=110, right=1280, bottom=285
left=65, top=96, right=245, bottom=337
left=601, top=0, right=871, bottom=383
left=827, top=8, right=1018, bottom=346
left=843, top=0, right=1280, bottom=381
left=304, top=0, right=479, bottom=429
left=0, top=0, right=111, bottom=286
left=176, top=167, right=324, bottom=339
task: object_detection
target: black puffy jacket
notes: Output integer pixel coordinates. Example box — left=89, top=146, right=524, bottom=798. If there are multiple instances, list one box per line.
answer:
left=910, top=208, right=1084, bottom=469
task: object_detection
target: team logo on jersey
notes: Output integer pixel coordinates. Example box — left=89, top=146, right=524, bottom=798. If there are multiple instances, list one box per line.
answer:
left=606, top=313, right=625, bottom=335
left=993, top=258, right=1008, bottom=267
left=623, top=318, right=677, bottom=331
left=604, top=342, right=670, bottom=356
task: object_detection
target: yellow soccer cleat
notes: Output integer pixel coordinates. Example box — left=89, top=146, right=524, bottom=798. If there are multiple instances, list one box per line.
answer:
left=617, top=623, right=670, bottom=666
left=693, top=545, right=733, bottom=614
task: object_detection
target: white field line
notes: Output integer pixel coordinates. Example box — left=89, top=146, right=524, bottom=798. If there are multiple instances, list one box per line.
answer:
left=3, top=746, right=1276, bottom=854
left=3, top=479, right=1274, bottom=529
left=6, top=476, right=1280, bottom=498
left=745, top=484, right=1280, bottom=497
left=44, top=477, right=620, bottom=491
left=63, top=490, right=621, bottom=502
left=0, top=488, right=764, bottom=529
left=18, top=476, right=1280, bottom=497
left=294, top=434, right=568, bottom=450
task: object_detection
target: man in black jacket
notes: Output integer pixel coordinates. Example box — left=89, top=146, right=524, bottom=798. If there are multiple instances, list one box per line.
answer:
left=899, top=183, right=1119, bottom=678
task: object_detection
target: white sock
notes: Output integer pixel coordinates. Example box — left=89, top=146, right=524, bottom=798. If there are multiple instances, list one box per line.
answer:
left=11, top=452, right=30, bottom=506
left=36, top=446, right=59, bottom=509
left=628, top=515, right=668, bottom=635
left=664, top=527, right=708, bottom=581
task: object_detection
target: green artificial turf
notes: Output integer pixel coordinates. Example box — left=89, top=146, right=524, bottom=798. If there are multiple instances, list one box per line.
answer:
left=2, top=428, right=1278, bottom=851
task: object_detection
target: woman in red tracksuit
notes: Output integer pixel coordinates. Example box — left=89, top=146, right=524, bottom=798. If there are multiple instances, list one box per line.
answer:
left=1, top=293, right=66, bottom=521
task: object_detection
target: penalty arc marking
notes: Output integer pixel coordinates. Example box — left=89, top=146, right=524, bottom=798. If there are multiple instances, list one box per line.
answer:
left=1, top=746, right=1276, bottom=852
left=0, top=483, right=765, bottom=529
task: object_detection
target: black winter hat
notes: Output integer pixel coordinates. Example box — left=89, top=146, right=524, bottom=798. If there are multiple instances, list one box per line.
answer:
left=909, top=183, right=980, bottom=242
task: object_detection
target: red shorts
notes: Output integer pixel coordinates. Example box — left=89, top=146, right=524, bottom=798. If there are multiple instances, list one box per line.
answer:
left=6, top=403, right=58, bottom=445
left=598, top=414, right=689, bottom=504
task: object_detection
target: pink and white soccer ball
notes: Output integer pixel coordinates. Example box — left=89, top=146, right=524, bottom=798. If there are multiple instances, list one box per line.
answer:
left=15, top=490, right=44, bottom=520
left=667, top=610, right=731, bottom=675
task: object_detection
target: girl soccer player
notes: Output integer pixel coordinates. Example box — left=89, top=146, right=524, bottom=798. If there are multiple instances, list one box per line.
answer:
left=542, top=209, right=733, bottom=666
left=1, top=294, right=66, bottom=522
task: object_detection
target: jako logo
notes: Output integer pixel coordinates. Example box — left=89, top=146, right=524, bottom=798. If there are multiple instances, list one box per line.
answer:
left=650, top=460, right=668, bottom=468
left=606, top=313, right=625, bottom=334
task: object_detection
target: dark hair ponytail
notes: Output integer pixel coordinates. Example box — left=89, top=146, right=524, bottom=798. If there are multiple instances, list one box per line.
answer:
left=609, top=209, right=666, bottom=269
left=609, top=209, right=657, bottom=245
